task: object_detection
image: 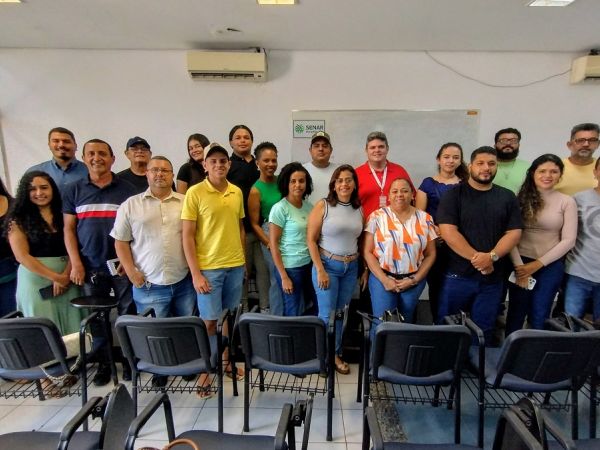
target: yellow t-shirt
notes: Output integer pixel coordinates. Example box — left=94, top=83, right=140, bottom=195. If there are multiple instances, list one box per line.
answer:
left=555, top=158, right=597, bottom=196
left=181, top=179, right=245, bottom=270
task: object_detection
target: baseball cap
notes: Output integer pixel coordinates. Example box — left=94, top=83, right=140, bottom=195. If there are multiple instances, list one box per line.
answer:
left=204, top=143, right=230, bottom=159
left=311, top=131, right=331, bottom=145
left=126, top=136, right=151, bottom=149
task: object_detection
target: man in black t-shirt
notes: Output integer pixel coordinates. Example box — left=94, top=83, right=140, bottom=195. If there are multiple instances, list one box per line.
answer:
left=436, top=146, right=522, bottom=341
left=116, top=136, right=152, bottom=193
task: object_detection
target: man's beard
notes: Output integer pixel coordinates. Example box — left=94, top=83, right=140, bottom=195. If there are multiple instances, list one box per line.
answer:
left=56, top=152, right=71, bottom=161
left=470, top=173, right=496, bottom=184
left=496, top=147, right=519, bottom=161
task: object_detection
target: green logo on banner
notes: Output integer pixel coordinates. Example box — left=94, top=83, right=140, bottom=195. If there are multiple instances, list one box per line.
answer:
left=295, top=123, right=305, bottom=134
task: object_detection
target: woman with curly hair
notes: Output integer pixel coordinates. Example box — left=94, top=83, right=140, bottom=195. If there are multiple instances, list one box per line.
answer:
left=5, top=171, right=83, bottom=335
left=505, top=154, right=577, bottom=334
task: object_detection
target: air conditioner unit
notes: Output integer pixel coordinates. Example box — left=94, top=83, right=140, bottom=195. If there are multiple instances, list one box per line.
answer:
left=570, top=54, right=600, bottom=84
left=187, top=50, right=267, bottom=82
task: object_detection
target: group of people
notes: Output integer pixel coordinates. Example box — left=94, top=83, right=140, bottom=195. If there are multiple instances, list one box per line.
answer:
left=1, top=121, right=599, bottom=390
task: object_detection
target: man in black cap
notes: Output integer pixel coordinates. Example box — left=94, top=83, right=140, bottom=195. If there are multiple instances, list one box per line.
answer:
left=117, top=136, right=152, bottom=193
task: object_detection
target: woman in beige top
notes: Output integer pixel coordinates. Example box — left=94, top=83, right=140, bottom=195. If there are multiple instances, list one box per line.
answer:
left=505, top=154, right=577, bottom=334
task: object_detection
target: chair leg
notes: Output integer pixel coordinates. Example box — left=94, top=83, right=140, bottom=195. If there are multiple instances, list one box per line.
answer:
left=101, top=311, right=118, bottom=386
left=433, top=384, right=441, bottom=407
left=243, top=368, right=250, bottom=432
left=132, top=371, right=138, bottom=415
left=477, top=382, right=484, bottom=448
left=327, top=372, right=333, bottom=441
left=259, top=368, right=265, bottom=391
left=572, top=387, right=578, bottom=440
left=35, top=379, right=46, bottom=401
left=218, top=370, right=224, bottom=433
left=454, top=380, right=461, bottom=444
left=362, top=409, right=370, bottom=450
left=590, top=375, right=597, bottom=439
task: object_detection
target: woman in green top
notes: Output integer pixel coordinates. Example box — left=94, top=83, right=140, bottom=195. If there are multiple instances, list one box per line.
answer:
left=248, top=142, right=283, bottom=314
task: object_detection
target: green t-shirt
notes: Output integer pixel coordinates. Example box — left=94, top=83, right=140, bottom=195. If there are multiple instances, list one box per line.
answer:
left=494, top=159, right=529, bottom=193
left=253, top=178, right=281, bottom=222
left=268, top=198, right=313, bottom=268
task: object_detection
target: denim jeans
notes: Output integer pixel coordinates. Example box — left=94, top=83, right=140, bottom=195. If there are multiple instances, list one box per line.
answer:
left=132, top=273, right=196, bottom=318
left=312, top=256, right=358, bottom=354
left=437, top=273, right=504, bottom=343
left=261, top=222, right=283, bottom=315
left=197, top=265, right=244, bottom=321
left=274, top=263, right=316, bottom=317
left=505, top=258, right=565, bottom=334
left=564, top=274, right=600, bottom=321
left=368, top=272, right=426, bottom=324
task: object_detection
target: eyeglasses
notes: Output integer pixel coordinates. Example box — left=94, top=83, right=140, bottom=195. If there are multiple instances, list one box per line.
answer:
left=573, top=137, right=600, bottom=145
left=148, top=168, right=172, bottom=174
left=129, top=147, right=151, bottom=153
left=497, top=138, right=519, bottom=145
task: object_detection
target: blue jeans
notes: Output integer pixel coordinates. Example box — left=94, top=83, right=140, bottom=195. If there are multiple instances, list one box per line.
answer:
left=312, top=257, right=358, bottom=354
left=437, top=273, right=504, bottom=343
left=132, top=274, right=196, bottom=318
left=505, top=258, right=564, bottom=334
left=274, top=263, right=316, bottom=317
left=369, top=272, right=426, bottom=324
left=261, top=222, right=283, bottom=315
left=197, top=266, right=244, bottom=320
left=564, top=274, right=600, bottom=321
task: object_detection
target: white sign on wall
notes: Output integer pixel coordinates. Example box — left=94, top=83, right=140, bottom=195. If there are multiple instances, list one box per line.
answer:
left=293, top=120, right=326, bottom=138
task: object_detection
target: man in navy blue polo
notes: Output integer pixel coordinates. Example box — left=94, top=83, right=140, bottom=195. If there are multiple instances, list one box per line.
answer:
left=27, top=127, right=88, bottom=191
left=63, top=138, right=136, bottom=385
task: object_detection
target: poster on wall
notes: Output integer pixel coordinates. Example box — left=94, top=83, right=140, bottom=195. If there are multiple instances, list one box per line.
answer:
left=290, top=109, right=480, bottom=187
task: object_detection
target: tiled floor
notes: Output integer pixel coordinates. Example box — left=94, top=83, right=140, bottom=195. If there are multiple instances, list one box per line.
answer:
left=0, top=365, right=594, bottom=449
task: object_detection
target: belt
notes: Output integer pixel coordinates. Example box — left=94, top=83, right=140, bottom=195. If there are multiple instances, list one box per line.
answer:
left=319, top=248, right=359, bottom=263
left=383, top=269, right=417, bottom=280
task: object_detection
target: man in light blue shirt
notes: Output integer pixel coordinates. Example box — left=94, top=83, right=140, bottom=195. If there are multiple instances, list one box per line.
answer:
left=27, top=127, right=88, bottom=191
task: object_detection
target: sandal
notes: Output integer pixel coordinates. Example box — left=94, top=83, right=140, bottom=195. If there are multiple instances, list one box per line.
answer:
left=40, top=378, right=68, bottom=398
left=224, top=364, right=245, bottom=381
left=334, top=360, right=350, bottom=375
left=196, top=386, right=215, bottom=399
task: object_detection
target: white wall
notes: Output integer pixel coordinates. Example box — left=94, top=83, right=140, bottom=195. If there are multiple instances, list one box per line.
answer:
left=1, top=49, right=599, bottom=192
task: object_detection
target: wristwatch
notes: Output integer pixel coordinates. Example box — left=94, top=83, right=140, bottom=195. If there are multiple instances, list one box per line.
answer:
left=490, top=251, right=499, bottom=262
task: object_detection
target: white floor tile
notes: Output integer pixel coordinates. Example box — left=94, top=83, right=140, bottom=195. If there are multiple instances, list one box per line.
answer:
left=135, top=406, right=202, bottom=441
left=341, top=408, right=364, bottom=443
left=194, top=406, right=245, bottom=434
left=307, top=406, right=346, bottom=443
left=337, top=382, right=363, bottom=410
left=240, top=407, right=288, bottom=435
left=0, top=404, right=17, bottom=420
left=249, top=389, right=297, bottom=409
left=0, top=404, right=65, bottom=432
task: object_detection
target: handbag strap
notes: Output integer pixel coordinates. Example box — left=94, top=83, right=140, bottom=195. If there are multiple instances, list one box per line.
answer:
left=164, top=438, right=201, bottom=450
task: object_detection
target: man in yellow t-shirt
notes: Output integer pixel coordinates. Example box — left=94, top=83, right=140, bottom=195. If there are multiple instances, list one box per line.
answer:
left=555, top=123, right=599, bottom=196
left=182, top=144, right=245, bottom=338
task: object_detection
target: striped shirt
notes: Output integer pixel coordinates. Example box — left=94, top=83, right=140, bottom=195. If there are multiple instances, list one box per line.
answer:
left=62, top=174, right=136, bottom=270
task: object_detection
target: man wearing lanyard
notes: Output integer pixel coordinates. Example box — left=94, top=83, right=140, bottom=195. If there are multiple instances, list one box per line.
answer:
left=355, top=131, right=414, bottom=219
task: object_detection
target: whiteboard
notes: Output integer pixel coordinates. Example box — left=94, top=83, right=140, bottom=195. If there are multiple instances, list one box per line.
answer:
left=290, top=109, right=480, bottom=188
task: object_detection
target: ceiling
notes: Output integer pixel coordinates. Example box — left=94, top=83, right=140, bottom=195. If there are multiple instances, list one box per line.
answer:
left=0, top=0, right=599, bottom=53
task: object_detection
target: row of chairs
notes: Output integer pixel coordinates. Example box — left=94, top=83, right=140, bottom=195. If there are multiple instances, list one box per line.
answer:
left=0, top=381, right=583, bottom=449
left=357, top=311, right=600, bottom=448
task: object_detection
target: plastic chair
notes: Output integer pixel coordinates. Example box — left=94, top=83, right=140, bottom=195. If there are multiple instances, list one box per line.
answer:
left=237, top=311, right=336, bottom=441
left=125, top=391, right=313, bottom=450
left=462, top=316, right=600, bottom=447
left=0, top=383, right=135, bottom=449
left=360, top=319, right=473, bottom=449
left=0, top=311, right=93, bottom=407
left=115, top=311, right=232, bottom=432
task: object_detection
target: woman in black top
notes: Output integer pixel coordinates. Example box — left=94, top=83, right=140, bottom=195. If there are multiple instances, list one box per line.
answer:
left=176, top=133, right=209, bottom=194
left=5, top=171, right=83, bottom=335
left=0, top=175, right=17, bottom=317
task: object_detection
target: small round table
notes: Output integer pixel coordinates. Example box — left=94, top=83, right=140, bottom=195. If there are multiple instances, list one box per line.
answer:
left=70, top=295, right=119, bottom=389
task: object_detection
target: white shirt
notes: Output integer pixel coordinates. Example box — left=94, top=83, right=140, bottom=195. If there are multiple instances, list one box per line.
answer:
left=110, top=189, right=188, bottom=285
left=303, top=161, right=339, bottom=205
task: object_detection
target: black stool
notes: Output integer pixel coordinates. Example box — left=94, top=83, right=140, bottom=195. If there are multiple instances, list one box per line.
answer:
left=71, top=295, right=119, bottom=390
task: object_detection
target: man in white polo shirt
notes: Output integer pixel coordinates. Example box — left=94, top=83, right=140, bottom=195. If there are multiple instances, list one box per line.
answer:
left=303, top=131, right=338, bottom=204
left=111, top=155, right=195, bottom=319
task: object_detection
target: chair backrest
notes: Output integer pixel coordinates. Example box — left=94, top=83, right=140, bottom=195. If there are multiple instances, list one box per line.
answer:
left=494, top=329, right=600, bottom=387
left=0, top=316, right=70, bottom=374
left=492, top=398, right=576, bottom=450
left=99, top=383, right=135, bottom=449
left=238, top=313, right=327, bottom=373
left=371, top=322, right=471, bottom=381
left=115, top=316, right=213, bottom=370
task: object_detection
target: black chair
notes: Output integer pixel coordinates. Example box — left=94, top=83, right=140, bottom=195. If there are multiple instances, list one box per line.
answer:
left=115, top=311, right=232, bottom=432
left=545, top=314, right=600, bottom=442
left=462, top=317, right=600, bottom=447
left=0, top=311, right=93, bottom=406
left=237, top=311, right=336, bottom=441
left=360, top=319, right=473, bottom=449
left=363, top=397, right=576, bottom=450
left=0, top=383, right=135, bottom=449
left=125, top=391, right=313, bottom=450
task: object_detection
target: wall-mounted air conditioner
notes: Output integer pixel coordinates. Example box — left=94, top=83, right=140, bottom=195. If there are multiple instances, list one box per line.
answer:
left=570, top=53, right=600, bottom=84
left=186, top=50, right=267, bottom=82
